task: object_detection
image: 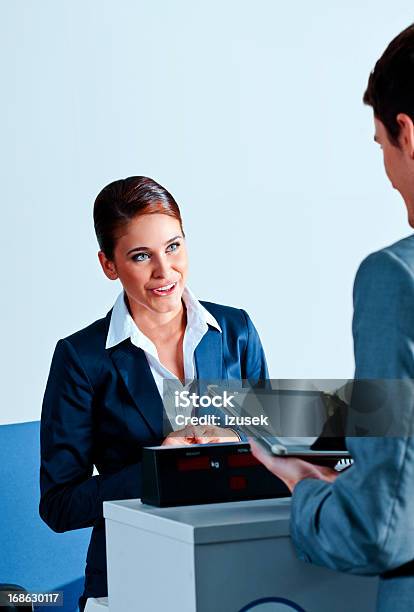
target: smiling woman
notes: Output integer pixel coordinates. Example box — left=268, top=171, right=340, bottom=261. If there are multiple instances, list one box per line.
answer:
left=94, top=178, right=190, bottom=381
left=39, top=176, right=269, bottom=611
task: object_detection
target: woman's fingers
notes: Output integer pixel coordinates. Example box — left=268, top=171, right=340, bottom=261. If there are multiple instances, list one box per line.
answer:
left=192, top=425, right=239, bottom=444
left=161, top=425, right=240, bottom=446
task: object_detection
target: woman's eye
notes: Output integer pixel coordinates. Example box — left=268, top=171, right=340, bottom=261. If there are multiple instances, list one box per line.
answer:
left=132, top=252, right=150, bottom=262
left=166, top=242, right=180, bottom=253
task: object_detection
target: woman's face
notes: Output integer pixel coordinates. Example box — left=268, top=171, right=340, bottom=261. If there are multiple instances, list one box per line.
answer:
left=99, top=213, right=188, bottom=317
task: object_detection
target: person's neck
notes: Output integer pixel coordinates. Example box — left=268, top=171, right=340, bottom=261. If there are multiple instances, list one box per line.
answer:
left=130, top=301, right=186, bottom=345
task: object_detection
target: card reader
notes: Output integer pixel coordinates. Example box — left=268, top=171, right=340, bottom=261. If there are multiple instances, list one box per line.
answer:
left=141, top=442, right=290, bottom=507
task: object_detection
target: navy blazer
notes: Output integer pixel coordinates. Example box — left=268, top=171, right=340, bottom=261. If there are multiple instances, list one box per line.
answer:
left=39, top=301, right=268, bottom=601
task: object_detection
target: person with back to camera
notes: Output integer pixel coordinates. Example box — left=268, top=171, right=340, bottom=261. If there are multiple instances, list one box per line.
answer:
left=250, top=24, right=414, bottom=612
left=39, top=176, right=269, bottom=611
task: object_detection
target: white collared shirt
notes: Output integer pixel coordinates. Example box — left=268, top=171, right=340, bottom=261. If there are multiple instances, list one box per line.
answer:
left=106, top=287, right=221, bottom=429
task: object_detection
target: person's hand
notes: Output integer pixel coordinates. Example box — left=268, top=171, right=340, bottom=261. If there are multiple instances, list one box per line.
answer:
left=249, top=439, right=339, bottom=493
left=193, top=425, right=240, bottom=444
left=161, top=426, right=197, bottom=447
left=162, top=425, right=240, bottom=447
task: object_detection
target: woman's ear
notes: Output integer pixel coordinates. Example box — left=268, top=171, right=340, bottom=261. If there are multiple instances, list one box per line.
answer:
left=98, top=251, right=118, bottom=280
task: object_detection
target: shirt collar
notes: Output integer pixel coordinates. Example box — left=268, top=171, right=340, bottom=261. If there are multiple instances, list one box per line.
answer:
left=105, top=286, right=221, bottom=350
left=181, top=286, right=221, bottom=334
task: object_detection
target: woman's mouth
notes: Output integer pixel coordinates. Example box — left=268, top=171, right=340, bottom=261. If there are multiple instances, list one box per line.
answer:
left=150, top=282, right=177, bottom=296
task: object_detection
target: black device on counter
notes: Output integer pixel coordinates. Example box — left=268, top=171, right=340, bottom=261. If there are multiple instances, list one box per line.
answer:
left=141, top=442, right=290, bottom=507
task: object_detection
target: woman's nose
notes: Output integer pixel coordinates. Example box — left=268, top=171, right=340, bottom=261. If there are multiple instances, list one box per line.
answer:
left=151, top=254, right=171, bottom=279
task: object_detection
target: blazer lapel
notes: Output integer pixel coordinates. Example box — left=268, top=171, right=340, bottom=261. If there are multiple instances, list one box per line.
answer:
left=194, top=327, right=225, bottom=381
left=109, top=340, right=166, bottom=439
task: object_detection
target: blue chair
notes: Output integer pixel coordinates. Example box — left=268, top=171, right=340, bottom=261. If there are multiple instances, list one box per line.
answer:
left=0, top=422, right=91, bottom=612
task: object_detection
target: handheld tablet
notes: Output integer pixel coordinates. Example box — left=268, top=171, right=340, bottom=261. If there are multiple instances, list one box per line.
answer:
left=255, top=435, right=353, bottom=468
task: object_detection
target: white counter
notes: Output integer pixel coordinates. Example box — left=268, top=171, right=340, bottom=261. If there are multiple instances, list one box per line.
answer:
left=103, top=498, right=378, bottom=612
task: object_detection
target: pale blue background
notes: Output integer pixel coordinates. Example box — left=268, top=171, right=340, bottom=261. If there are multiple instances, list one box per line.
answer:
left=2, top=1, right=413, bottom=424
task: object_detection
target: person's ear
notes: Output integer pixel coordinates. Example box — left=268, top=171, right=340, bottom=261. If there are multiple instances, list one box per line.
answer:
left=396, top=113, right=414, bottom=159
left=98, top=251, right=118, bottom=280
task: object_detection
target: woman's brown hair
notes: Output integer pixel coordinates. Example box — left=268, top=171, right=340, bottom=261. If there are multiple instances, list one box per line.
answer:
left=93, top=176, right=184, bottom=259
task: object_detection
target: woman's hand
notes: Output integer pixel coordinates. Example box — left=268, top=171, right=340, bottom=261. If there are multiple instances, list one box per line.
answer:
left=161, top=425, right=240, bottom=447
left=249, top=439, right=339, bottom=493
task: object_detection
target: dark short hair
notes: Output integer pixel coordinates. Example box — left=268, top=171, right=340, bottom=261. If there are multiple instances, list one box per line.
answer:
left=363, top=23, right=414, bottom=145
left=93, top=176, right=184, bottom=259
